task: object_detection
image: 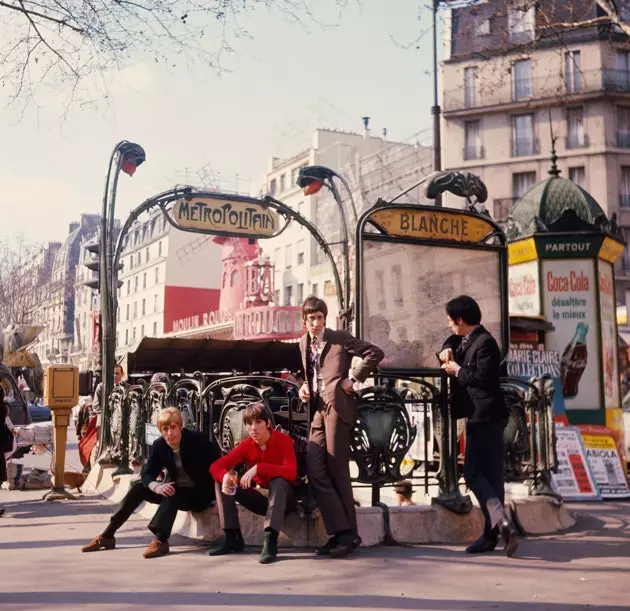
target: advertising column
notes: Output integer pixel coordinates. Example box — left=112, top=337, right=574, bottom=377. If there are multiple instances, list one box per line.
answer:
left=598, top=260, right=620, bottom=409
left=542, top=259, right=600, bottom=411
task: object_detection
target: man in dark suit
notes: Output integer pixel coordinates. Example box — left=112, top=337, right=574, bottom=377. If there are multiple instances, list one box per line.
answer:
left=299, top=296, right=384, bottom=559
left=81, top=407, right=219, bottom=558
left=439, top=295, right=519, bottom=557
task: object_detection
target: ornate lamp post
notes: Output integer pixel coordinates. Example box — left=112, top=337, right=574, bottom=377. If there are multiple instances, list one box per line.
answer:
left=98, top=141, right=146, bottom=463
left=296, top=165, right=358, bottom=329
left=432, top=0, right=443, bottom=207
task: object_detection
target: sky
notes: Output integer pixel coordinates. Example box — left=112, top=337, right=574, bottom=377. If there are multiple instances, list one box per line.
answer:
left=0, top=0, right=442, bottom=245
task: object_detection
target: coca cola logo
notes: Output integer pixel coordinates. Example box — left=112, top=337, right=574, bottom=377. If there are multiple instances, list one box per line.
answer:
left=509, top=274, right=537, bottom=297
left=546, top=270, right=590, bottom=293
left=599, top=275, right=613, bottom=296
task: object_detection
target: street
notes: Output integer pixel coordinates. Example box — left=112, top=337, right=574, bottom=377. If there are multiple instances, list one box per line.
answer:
left=1, top=482, right=629, bottom=610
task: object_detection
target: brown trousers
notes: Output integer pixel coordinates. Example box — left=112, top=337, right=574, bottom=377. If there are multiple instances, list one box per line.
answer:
left=306, top=400, right=357, bottom=535
left=214, top=478, right=296, bottom=533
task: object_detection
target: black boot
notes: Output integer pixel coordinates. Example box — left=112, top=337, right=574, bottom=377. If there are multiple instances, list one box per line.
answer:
left=466, top=531, right=498, bottom=554
left=208, top=529, right=245, bottom=556
left=259, top=529, right=278, bottom=564
left=499, top=518, right=520, bottom=557
left=316, top=535, right=338, bottom=556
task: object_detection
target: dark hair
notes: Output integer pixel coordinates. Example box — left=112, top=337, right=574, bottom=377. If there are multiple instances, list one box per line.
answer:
left=445, top=295, right=482, bottom=326
left=302, top=295, right=328, bottom=320
left=243, top=402, right=273, bottom=427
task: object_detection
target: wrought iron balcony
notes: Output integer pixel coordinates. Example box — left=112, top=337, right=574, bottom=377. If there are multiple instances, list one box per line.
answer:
left=511, top=137, right=540, bottom=158
left=566, top=134, right=590, bottom=149
left=493, top=198, right=518, bottom=222
left=443, top=68, right=630, bottom=113
left=463, top=145, right=484, bottom=161
left=617, top=132, right=630, bottom=148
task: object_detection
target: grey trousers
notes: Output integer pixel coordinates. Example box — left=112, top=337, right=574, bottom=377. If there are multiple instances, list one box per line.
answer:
left=214, top=477, right=296, bottom=533
left=306, top=404, right=357, bottom=535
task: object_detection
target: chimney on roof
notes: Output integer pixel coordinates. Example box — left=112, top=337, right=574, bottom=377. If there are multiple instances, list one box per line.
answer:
left=362, top=116, right=370, bottom=139
left=383, top=128, right=387, bottom=139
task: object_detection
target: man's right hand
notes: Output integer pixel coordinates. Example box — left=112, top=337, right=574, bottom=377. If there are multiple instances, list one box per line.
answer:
left=299, top=382, right=310, bottom=402
left=438, top=348, right=454, bottom=363
left=155, top=483, right=176, bottom=497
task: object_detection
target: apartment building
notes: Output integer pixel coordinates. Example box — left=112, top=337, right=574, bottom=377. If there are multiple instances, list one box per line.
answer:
left=30, top=215, right=101, bottom=363
left=115, top=209, right=222, bottom=354
left=262, top=127, right=433, bottom=323
left=441, top=0, right=630, bottom=302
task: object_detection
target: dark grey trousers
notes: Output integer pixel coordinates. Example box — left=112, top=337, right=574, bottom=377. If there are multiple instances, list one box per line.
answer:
left=215, top=477, right=296, bottom=533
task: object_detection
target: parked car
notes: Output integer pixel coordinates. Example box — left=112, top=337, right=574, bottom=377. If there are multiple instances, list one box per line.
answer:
left=27, top=400, right=51, bottom=423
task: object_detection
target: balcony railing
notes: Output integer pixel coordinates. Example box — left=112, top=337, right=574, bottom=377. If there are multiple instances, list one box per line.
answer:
left=566, top=133, right=590, bottom=149
left=493, top=198, right=518, bottom=222
left=512, top=137, right=540, bottom=157
left=617, top=132, right=630, bottom=148
left=443, top=68, right=630, bottom=113
left=463, top=145, right=484, bottom=161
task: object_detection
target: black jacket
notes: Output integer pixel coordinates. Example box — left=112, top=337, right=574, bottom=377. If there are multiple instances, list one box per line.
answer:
left=141, top=428, right=220, bottom=492
left=442, top=326, right=508, bottom=424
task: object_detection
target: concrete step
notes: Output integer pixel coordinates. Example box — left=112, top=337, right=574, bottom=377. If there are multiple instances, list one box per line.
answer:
left=85, top=464, right=575, bottom=547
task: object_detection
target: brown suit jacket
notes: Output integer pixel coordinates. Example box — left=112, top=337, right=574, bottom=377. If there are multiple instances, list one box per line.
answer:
left=299, top=328, right=384, bottom=424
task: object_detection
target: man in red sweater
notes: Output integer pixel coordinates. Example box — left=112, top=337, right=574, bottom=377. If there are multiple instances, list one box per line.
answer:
left=208, top=402, right=297, bottom=564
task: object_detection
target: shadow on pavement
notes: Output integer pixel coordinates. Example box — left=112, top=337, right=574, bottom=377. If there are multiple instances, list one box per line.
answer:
left=0, top=591, right=625, bottom=610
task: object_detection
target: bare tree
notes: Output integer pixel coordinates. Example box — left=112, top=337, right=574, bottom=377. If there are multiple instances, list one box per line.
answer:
left=0, top=0, right=350, bottom=111
left=0, top=235, right=52, bottom=327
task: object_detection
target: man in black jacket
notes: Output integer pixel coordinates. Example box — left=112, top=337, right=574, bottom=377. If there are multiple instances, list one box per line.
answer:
left=81, top=407, right=219, bottom=558
left=439, top=295, right=519, bottom=557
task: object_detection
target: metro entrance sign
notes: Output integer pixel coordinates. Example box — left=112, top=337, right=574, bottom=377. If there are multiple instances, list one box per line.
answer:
left=172, top=194, right=282, bottom=238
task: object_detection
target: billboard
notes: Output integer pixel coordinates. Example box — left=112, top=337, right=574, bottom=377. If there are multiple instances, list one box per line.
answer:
left=361, top=241, right=503, bottom=369
left=542, top=259, right=599, bottom=410
left=508, top=260, right=540, bottom=316
left=598, top=260, right=620, bottom=409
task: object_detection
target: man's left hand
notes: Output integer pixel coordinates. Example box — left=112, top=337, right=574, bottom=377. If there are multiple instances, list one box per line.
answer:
left=441, top=361, right=460, bottom=376
left=341, top=378, right=356, bottom=394
left=240, top=465, right=257, bottom=489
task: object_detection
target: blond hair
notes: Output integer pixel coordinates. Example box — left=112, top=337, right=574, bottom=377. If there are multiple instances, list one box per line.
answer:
left=156, top=407, right=183, bottom=431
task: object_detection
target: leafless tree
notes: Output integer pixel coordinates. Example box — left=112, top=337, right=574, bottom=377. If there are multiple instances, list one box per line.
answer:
left=0, top=0, right=350, bottom=111
left=0, top=235, right=51, bottom=327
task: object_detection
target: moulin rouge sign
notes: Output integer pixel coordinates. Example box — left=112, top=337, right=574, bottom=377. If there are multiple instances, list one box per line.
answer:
left=233, top=306, right=303, bottom=341
left=172, top=196, right=280, bottom=238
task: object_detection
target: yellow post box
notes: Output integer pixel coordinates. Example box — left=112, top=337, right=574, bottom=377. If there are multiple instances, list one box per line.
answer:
left=43, top=365, right=79, bottom=501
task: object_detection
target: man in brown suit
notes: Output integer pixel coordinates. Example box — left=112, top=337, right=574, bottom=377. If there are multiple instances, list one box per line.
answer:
left=299, top=296, right=384, bottom=559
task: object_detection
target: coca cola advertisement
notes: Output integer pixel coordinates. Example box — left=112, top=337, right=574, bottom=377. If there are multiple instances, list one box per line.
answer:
left=508, top=260, right=540, bottom=316
left=542, top=259, right=599, bottom=410
left=598, top=260, right=620, bottom=409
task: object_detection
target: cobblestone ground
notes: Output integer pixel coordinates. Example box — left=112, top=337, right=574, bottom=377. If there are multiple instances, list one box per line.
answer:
left=1, top=436, right=629, bottom=611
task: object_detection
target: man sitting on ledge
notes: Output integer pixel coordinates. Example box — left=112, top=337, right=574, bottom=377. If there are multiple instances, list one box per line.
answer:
left=81, top=407, right=219, bottom=559
left=208, top=402, right=298, bottom=564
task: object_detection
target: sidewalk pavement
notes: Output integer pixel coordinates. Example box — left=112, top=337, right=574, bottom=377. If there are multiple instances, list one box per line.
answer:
left=1, top=438, right=630, bottom=610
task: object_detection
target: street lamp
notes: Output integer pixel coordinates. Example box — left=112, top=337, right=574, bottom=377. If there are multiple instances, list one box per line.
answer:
left=432, top=0, right=443, bottom=207
left=98, top=141, right=145, bottom=465
left=296, top=165, right=358, bottom=329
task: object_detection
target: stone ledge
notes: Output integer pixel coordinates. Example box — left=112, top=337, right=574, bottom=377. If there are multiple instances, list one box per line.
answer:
left=85, top=465, right=574, bottom=547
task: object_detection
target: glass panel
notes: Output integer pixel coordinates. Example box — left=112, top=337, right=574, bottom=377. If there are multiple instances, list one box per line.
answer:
left=361, top=241, right=503, bottom=370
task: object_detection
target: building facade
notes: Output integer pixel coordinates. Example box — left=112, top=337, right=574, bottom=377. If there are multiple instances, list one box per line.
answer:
left=441, top=0, right=630, bottom=312
left=30, top=215, right=101, bottom=364
left=261, top=127, right=433, bottom=324
left=115, top=209, right=223, bottom=356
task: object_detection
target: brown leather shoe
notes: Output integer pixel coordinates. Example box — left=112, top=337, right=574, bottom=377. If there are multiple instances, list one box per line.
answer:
left=143, top=538, right=169, bottom=559
left=81, top=536, right=116, bottom=552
